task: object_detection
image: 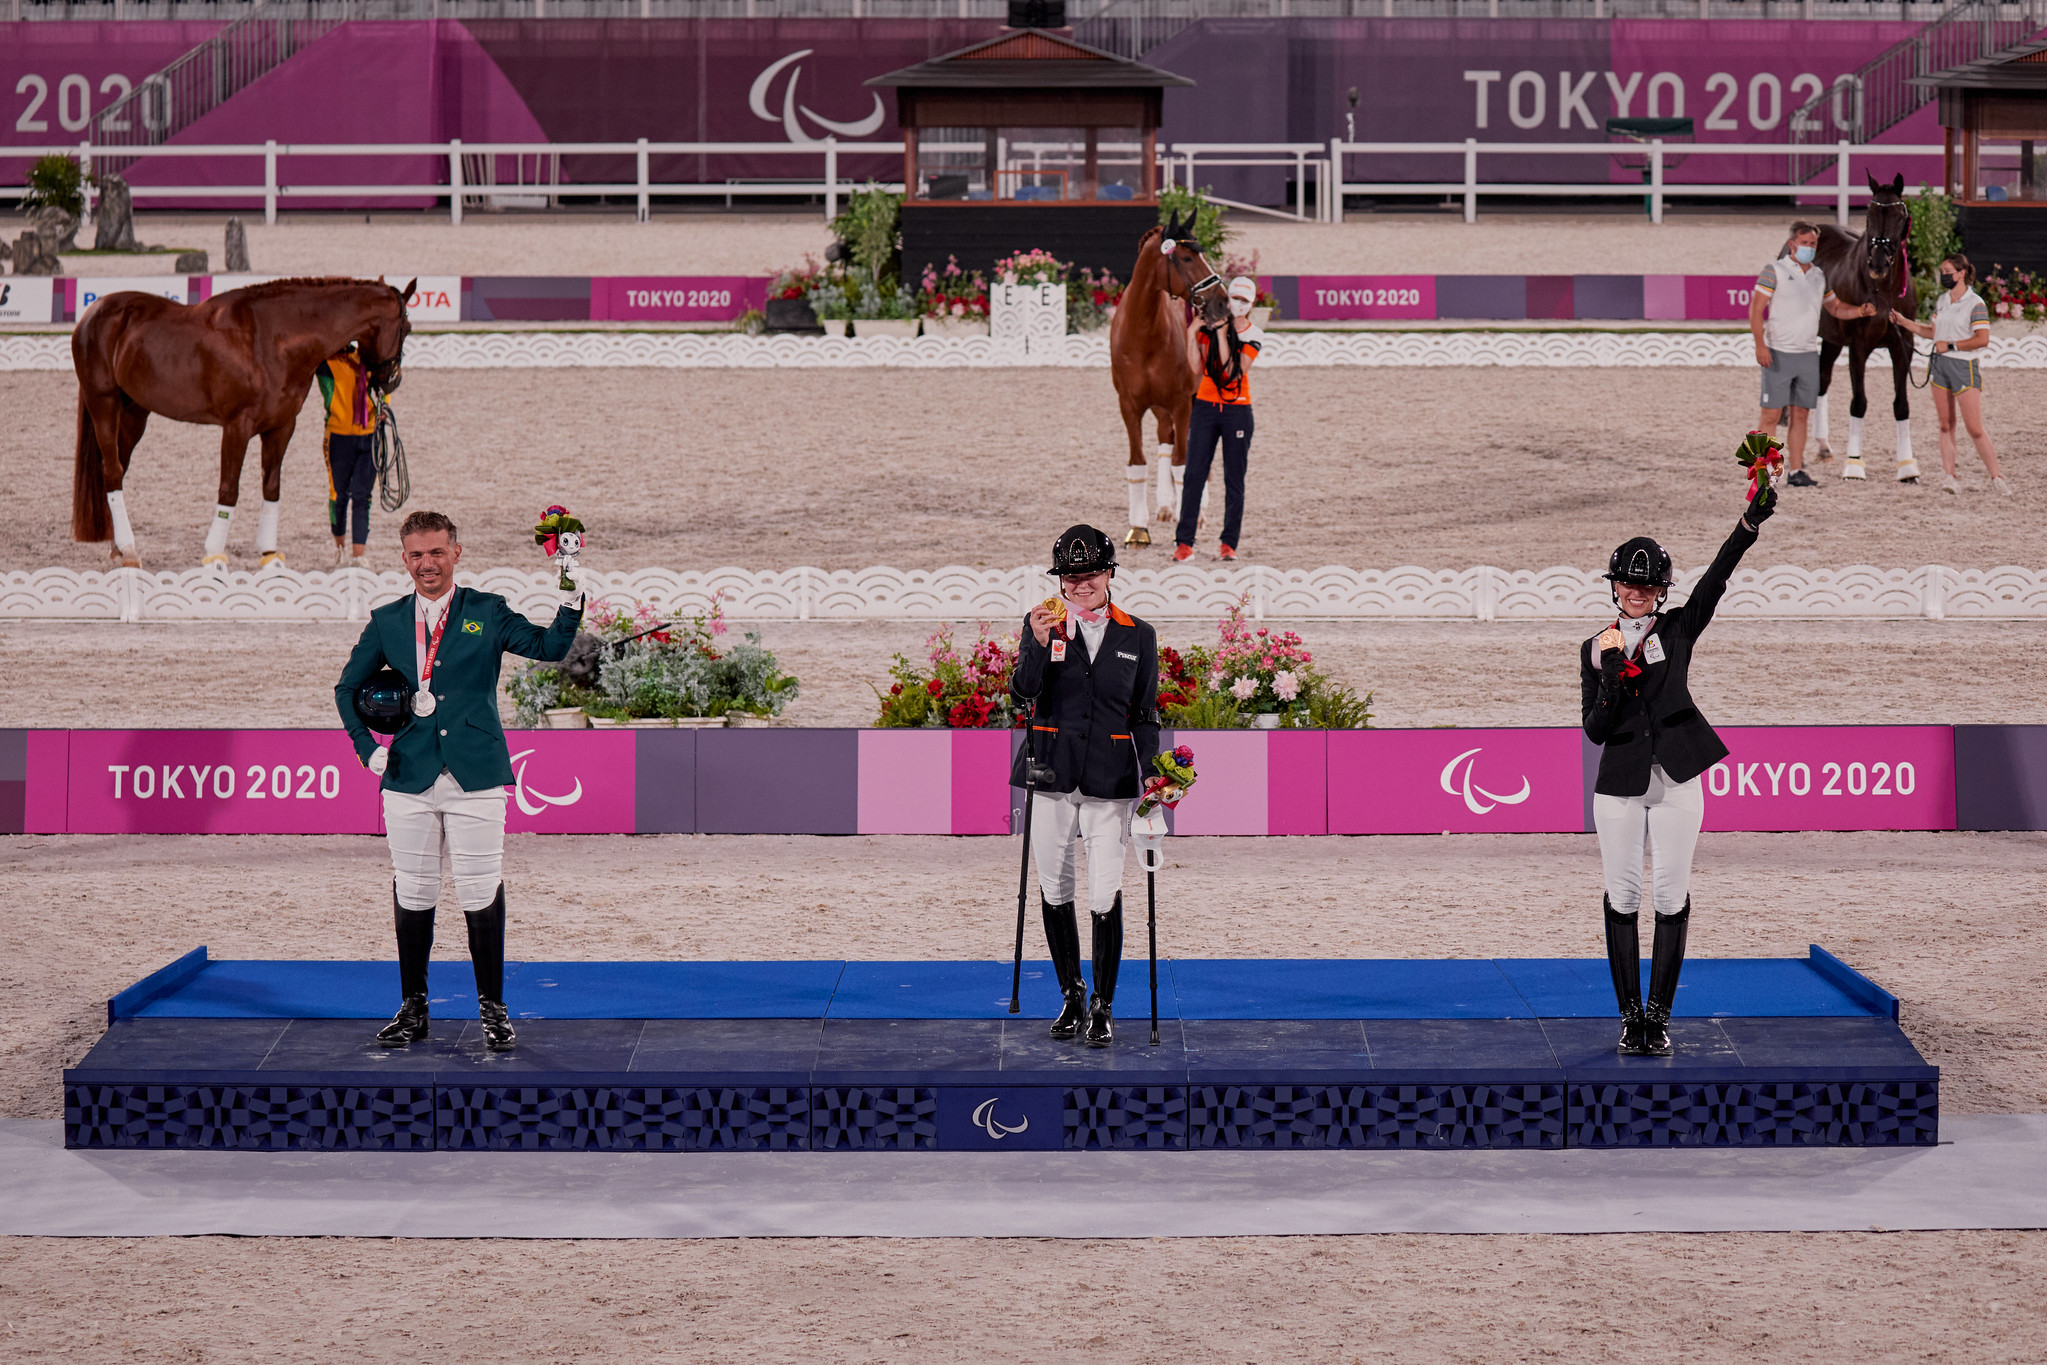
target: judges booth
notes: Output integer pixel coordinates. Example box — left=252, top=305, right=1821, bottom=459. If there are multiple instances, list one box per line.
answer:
left=1918, top=38, right=2047, bottom=274
left=867, top=5, right=1192, bottom=284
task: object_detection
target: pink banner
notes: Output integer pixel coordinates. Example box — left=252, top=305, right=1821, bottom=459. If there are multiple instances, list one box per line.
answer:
left=0, top=22, right=225, bottom=162
left=1702, top=726, right=1954, bottom=832
left=1295, top=276, right=1435, bottom=322
left=67, top=730, right=380, bottom=835
left=592, top=277, right=769, bottom=323
left=1329, top=729, right=1583, bottom=835
left=1687, top=275, right=1762, bottom=321
left=503, top=730, right=636, bottom=834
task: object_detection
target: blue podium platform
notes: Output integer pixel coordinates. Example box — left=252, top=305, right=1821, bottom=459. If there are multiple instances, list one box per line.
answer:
left=66, top=949, right=1936, bottom=1153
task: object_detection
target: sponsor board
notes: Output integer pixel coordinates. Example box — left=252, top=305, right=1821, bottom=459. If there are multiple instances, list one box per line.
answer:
left=67, top=730, right=379, bottom=834
left=389, top=275, right=461, bottom=323
left=1294, top=276, right=1436, bottom=322
left=502, top=730, right=636, bottom=834
left=74, top=277, right=190, bottom=317
left=592, top=277, right=769, bottom=323
left=0, top=277, right=56, bottom=324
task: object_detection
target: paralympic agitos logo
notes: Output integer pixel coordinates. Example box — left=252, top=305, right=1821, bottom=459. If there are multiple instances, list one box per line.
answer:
left=1438, top=747, right=1532, bottom=816
left=508, top=747, right=583, bottom=817
left=749, top=50, right=886, bottom=144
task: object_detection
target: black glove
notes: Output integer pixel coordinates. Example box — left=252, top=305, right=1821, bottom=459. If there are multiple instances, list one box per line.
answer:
left=1744, top=485, right=1777, bottom=528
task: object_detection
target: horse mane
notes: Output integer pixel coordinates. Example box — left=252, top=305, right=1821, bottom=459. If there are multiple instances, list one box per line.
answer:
left=232, top=276, right=398, bottom=300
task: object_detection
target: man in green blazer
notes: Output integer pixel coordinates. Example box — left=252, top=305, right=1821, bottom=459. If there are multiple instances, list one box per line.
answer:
left=334, top=509, right=583, bottom=1050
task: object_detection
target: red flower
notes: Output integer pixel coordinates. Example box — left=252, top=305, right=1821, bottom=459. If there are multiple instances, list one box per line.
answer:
left=890, top=683, right=903, bottom=695
left=926, top=678, right=944, bottom=696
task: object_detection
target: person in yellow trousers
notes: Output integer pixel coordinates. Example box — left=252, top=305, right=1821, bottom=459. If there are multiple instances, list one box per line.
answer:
left=320, top=342, right=383, bottom=569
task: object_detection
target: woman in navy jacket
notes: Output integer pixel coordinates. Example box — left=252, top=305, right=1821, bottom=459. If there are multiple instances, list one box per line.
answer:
left=1011, top=525, right=1161, bottom=1048
left=1581, top=484, right=1774, bottom=1056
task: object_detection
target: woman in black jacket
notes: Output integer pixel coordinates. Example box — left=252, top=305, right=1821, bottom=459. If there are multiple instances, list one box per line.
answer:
left=1012, top=524, right=1162, bottom=1048
left=1582, top=484, right=1775, bottom=1056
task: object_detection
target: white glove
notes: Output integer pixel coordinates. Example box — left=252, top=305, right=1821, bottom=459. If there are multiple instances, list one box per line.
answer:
left=1130, top=806, right=1169, bottom=869
left=367, top=747, right=389, bottom=776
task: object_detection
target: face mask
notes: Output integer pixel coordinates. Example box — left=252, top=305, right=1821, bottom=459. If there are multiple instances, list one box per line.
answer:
left=1939, top=271, right=1958, bottom=290
left=1228, top=297, right=1252, bottom=318
left=1794, top=244, right=1816, bottom=264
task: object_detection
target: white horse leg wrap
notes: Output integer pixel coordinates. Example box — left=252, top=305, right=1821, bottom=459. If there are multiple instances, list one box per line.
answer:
left=256, top=499, right=280, bottom=553
left=1155, top=445, right=1176, bottom=520
left=105, top=490, right=136, bottom=552
left=203, top=504, right=233, bottom=558
left=1125, top=463, right=1149, bottom=528
left=1895, top=421, right=1919, bottom=480
left=1812, top=394, right=1830, bottom=445
left=1846, top=415, right=1864, bottom=462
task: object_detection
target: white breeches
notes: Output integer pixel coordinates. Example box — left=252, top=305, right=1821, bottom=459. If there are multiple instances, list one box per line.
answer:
left=1592, top=763, right=1704, bottom=919
left=1032, top=790, right=1131, bottom=916
left=383, top=769, right=507, bottom=914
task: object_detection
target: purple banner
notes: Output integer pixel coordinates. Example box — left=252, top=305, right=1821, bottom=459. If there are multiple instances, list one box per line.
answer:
left=593, top=276, right=769, bottom=323
left=1703, top=726, right=1955, bottom=833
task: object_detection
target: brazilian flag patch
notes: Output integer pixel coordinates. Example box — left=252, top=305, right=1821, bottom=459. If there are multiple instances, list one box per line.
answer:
left=462, top=620, right=482, bottom=633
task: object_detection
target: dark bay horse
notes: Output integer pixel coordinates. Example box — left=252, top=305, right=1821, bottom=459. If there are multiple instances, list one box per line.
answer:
left=1812, top=173, right=1920, bottom=482
left=72, top=276, right=413, bottom=567
left=1110, top=210, right=1229, bottom=546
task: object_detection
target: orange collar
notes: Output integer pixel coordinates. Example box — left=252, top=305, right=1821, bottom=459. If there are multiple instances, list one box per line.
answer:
left=1107, top=604, right=1135, bottom=627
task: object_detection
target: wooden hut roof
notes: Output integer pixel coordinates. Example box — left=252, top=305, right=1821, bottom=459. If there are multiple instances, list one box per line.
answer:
left=1911, top=37, right=2047, bottom=92
left=866, top=29, right=1194, bottom=90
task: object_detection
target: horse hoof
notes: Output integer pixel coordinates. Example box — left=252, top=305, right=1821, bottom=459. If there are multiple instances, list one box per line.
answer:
left=1124, top=526, right=1153, bottom=547
left=259, top=552, right=287, bottom=570
left=110, top=550, right=142, bottom=570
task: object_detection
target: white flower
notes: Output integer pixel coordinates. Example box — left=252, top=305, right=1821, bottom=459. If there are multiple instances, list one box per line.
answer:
left=1272, top=670, right=1300, bottom=702
left=1230, top=677, right=1258, bottom=700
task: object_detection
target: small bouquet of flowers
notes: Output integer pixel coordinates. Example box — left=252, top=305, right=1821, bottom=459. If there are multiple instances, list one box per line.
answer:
left=1735, top=431, right=1785, bottom=500
left=1136, top=744, right=1197, bottom=817
left=534, top=504, right=585, bottom=591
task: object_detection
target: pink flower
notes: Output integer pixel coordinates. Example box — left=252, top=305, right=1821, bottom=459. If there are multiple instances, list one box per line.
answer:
left=1273, top=670, right=1300, bottom=702
left=1230, top=677, right=1258, bottom=700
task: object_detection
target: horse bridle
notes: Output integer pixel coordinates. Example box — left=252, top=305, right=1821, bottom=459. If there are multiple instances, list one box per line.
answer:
left=1865, top=199, right=1911, bottom=280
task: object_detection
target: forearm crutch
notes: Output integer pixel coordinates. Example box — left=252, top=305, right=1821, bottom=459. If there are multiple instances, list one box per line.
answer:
left=1131, top=805, right=1168, bottom=1047
left=1008, top=700, right=1040, bottom=1015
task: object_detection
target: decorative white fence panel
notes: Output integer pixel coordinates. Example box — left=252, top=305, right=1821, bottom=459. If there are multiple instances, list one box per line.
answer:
left=7, top=563, right=2044, bottom=623
left=8, top=331, right=2047, bottom=372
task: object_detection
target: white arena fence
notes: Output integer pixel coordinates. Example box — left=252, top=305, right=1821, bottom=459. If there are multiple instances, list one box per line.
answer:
left=6, top=331, right=2047, bottom=370
left=7, top=563, right=2044, bottom=623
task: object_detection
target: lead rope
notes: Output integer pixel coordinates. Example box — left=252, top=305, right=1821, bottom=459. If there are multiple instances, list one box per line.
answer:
left=370, top=391, right=410, bottom=512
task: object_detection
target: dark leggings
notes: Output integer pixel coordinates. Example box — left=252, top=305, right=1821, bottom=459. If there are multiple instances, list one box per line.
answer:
left=1175, top=399, right=1253, bottom=550
left=327, top=433, right=375, bottom=545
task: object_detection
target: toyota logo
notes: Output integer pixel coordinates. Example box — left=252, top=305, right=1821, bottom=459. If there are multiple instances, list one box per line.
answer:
left=748, top=50, right=886, bottom=145
left=971, top=1098, right=1029, bottom=1140
left=1439, top=747, right=1531, bottom=816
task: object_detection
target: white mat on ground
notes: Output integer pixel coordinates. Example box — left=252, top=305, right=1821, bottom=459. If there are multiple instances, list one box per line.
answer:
left=5, top=1116, right=2045, bottom=1239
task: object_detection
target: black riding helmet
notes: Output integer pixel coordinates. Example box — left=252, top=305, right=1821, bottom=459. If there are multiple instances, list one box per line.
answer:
left=1048, top=524, right=1118, bottom=578
left=1604, top=536, right=1674, bottom=611
left=353, top=666, right=415, bottom=735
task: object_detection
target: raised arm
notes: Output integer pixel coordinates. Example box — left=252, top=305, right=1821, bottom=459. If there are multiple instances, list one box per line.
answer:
left=1671, top=492, right=1771, bottom=641
left=500, top=596, right=584, bottom=662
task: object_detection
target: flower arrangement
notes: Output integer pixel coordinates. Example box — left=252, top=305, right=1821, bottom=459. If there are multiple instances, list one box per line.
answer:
left=1135, top=745, right=1198, bottom=817
left=1159, top=598, right=1373, bottom=730
left=507, top=595, right=799, bottom=724
left=994, top=248, right=1069, bottom=286
left=872, top=624, right=1022, bottom=728
left=917, top=256, right=989, bottom=320
left=1981, top=267, right=2045, bottom=325
left=1735, top=430, right=1785, bottom=498
left=771, top=256, right=827, bottom=302
left=533, top=505, right=584, bottom=591
left=1070, top=266, right=1124, bottom=332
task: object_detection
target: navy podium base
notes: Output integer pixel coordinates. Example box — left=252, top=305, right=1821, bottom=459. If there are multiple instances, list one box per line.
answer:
left=65, top=950, right=1938, bottom=1153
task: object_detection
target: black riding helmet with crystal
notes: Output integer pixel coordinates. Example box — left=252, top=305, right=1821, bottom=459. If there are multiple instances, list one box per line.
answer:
left=1604, top=536, right=1674, bottom=611
left=1048, top=524, right=1118, bottom=578
left=353, top=665, right=415, bottom=735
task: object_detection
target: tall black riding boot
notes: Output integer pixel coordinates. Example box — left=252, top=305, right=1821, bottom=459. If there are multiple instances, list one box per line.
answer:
left=1604, top=895, right=1648, bottom=1055
left=466, top=884, right=515, bottom=1052
left=1642, top=898, right=1690, bottom=1058
left=1084, top=893, right=1125, bottom=1049
left=1042, top=898, right=1087, bottom=1041
left=375, top=888, right=434, bottom=1047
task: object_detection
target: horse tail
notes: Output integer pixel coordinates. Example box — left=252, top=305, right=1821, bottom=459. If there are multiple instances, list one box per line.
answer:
left=72, top=388, right=110, bottom=542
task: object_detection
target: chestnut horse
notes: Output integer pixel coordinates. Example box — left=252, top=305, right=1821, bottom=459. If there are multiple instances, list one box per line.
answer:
left=72, top=276, right=413, bottom=567
left=1111, top=210, right=1229, bottom=546
left=1811, top=173, right=1920, bottom=482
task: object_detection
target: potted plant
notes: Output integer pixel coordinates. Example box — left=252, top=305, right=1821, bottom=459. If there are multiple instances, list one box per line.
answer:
left=1161, top=600, right=1372, bottom=730
left=871, top=624, right=1022, bottom=728
left=1071, top=266, right=1123, bottom=332
left=508, top=596, right=800, bottom=726
left=917, top=255, right=990, bottom=337
left=764, top=257, right=825, bottom=335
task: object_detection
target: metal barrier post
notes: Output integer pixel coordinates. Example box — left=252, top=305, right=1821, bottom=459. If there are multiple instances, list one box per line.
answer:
left=1836, top=140, right=1851, bottom=224
left=449, top=139, right=464, bottom=226
left=1650, top=139, right=1664, bottom=224
left=1294, top=147, right=1306, bottom=220
left=824, top=137, right=838, bottom=222
left=636, top=138, right=650, bottom=222
left=264, top=141, right=278, bottom=225
left=1464, top=138, right=1478, bottom=222
left=1329, top=136, right=1343, bottom=224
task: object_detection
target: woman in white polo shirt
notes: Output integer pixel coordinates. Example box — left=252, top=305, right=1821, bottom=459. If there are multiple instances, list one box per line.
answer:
left=1892, top=254, right=2011, bottom=497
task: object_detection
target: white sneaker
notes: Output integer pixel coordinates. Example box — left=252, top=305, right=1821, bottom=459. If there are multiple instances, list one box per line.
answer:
left=1943, top=474, right=1960, bottom=495
left=1993, top=476, right=2013, bottom=497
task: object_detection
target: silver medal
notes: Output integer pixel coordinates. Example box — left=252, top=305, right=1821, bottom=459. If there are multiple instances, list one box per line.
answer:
left=413, top=690, right=437, bottom=717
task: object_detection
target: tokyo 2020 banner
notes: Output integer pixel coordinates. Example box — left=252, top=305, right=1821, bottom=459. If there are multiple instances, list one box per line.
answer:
left=1, top=18, right=1941, bottom=207
left=4, top=724, right=2021, bottom=838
